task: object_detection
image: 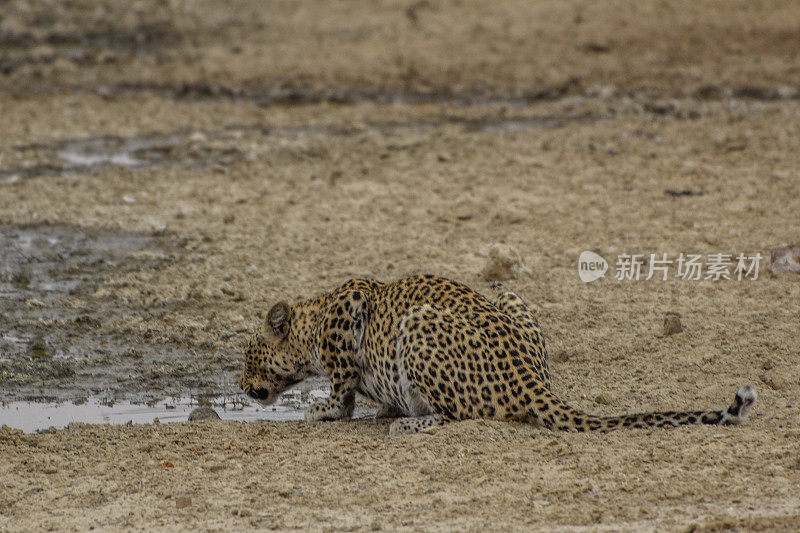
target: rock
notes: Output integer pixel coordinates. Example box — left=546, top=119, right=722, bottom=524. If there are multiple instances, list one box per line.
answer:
left=662, top=312, right=683, bottom=336
left=580, top=41, right=611, bottom=53
left=644, top=100, right=677, bottom=115
left=11, top=271, right=30, bottom=289
left=188, top=407, right=221, bottom=422
left=770, top=244, right=800, bottom=275
left=760, top=371, right=788, bottom=391
left=594, top=393, right=613, bottom=405
left=175, top=496, right=192, bottom=509
left=189, top=131, right=207, bottom=144
left=481, top=244, right=532, bottom=281
left=27, top=335, right=50, bottom=359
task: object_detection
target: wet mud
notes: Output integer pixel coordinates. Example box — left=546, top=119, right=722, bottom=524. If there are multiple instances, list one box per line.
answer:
left=0, top=223, right=203, bottom=403
left=1, top=134, right=244, bottom=180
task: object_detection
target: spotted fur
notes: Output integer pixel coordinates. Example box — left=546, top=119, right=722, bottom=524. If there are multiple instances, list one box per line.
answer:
left=240, top=275, right=756, bottom=435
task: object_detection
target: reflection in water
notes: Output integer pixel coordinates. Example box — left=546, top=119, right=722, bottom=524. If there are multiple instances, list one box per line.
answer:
left=0, top=383, right=377, bottom=433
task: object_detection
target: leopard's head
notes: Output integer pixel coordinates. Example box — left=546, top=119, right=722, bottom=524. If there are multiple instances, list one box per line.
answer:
left=239, top=300, right=318, bottom=405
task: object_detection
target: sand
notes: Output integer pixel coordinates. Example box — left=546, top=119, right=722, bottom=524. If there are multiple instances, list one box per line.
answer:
left=1, top=1, right=799, bottom=530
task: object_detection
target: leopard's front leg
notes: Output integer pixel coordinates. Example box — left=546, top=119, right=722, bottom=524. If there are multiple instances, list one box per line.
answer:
left=305, top=362, right=359, bottom=422
left=305, top=290, right=368, bottom=423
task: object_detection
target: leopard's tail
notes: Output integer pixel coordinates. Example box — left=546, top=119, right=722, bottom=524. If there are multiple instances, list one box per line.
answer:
left=527, top=386, right=756, bottom=432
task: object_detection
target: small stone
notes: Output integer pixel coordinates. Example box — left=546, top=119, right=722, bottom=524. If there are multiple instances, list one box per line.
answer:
left=777, top=85, right=799, bottom=99
left=644, top=100, right=677, bottom=115
left=328, top=170, right=343, bottom=185
left=151, top=224, right=168, bottom=236
left=11, top=271, right=30, bottom=289
left=580, top=41, right=611, bottom=53
left=189, top=131, right=207, bottom=143
left=760, top=371, right=788, bottom=391
left=188, top=407, right=221, bottom=422
left=98, top=51, right=117, bottom=63
left=662, top=312, right=683, bottom=336
left=176, top=496, right=192, bottom=509
left=770, top=244, right=800, bottom=275
left=481, top=244, right=532, bottom=281
left=594, top=393, right=613, bottom=405
left=223, top=214, right=235, bottom=224
left=27, top=335, right=50, bottom=359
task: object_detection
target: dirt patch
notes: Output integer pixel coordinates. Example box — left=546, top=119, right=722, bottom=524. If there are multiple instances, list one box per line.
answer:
left=2, top=1, right=800, bottom=101
left=1, top=1, right=800, bottom=530
left=0, top=93, right=798, bottom=529
left=1, top=420, right=799, bottom=531
left=1, top=134, right=244, bottom=180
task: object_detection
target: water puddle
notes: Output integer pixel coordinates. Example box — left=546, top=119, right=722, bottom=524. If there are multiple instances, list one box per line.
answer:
left=55, top=136, right=181, bottom=168
left=1, top=133, right=244, bottom=180
left=0, top=382, right=377, bottom=433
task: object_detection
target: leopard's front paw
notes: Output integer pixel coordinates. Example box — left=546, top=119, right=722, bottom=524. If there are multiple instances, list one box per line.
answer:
left=305, top=402, right=346, bottom=423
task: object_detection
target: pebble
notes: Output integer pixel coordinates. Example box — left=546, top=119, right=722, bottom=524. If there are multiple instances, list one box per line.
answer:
left=481, top=244, right=532, bottom=281
left=188, top=407, right=221, bottom=422
left=189, top=131, right=208, bottom=144
left=760, top=371, right=788, bottom=391
left=594, top=393, right=613, bottom=405
left=175, top=496, right=192, bottom=509
left=662, top=312, right=683, bottom=336
left=27, top=335, right=50, bottom=359
left=770, top=244, right=800, bottom=275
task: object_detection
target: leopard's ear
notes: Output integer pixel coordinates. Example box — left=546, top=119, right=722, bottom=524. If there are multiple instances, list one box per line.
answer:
left=264, top=302, right=290, bottom=338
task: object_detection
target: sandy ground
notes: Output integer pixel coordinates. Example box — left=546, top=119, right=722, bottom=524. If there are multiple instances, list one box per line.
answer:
left=1, top=0, right=800, bottom=531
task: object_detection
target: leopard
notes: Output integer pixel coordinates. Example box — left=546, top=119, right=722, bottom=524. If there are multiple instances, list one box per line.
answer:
left=239, top=274, right=756, bottom=435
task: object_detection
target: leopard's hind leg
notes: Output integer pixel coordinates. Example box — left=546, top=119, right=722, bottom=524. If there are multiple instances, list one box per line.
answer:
left=390, top=304, right=532, bottom=436
left=490, top=282, right=541, bottom=330
left=490, top=282, right=551, bottom=386
left=375, top=404, right=402, bottom=419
